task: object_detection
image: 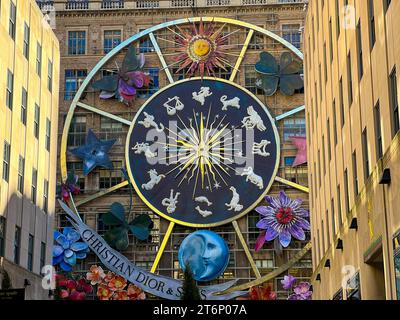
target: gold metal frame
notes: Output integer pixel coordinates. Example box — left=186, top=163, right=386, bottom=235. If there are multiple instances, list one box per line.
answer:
left=59, top=17, right=310, bottom=286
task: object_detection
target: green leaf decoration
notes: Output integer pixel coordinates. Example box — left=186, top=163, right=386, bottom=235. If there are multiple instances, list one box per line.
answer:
left=128, top=214, right=153, bottom=241
left=103, top=226, right=128, bottom=250
left=102, top=201, right=153, bottom=251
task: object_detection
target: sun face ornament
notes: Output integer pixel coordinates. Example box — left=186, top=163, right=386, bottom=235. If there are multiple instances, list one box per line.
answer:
left=172, top=20, right=235, bottom=77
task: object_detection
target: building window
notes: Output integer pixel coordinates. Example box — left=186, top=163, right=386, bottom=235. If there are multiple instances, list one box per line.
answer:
left=9, top=1, right=16, bottom=40
left=337, top=185, right=343, bottom=227
left=389, top=67, right=399, bottom=137
left=14, top=226, right=21, bottom=264
left=336, top=0, right=340, bottom=38
left=68, top=116, right=87, bottom=146
left=332, top=99, right=338, bottom=145
left=347, top=52, right=353, bottom=106
left=331, top=198, right=336, bottom=236
left=34, top=104, right=40, bottom=139
left=66, top=162, right=85, bottom=191
left=32, top=168, right=38, bottom=204
left=2, top=142, right=11, bottom=182
left=28, top=234, right=34, bottom=272
left=45, top=119, right=51, bottom=152
left=244, top=65, right=264, bottom=95
left=97, top=214, right=110, bottom=235
left=356, top=21, right=363, bottom=80
left=104, top=30, right=121, bottom=54
left=40, top=242, right=46, bottom=271
left=6, top=69, right=14, bottom=110
left=48, top=60, right=53, bottom=92
left=283, top=117, right=306, bottom=141
left=284, top=156, right=295, bottom=166
left=23, top=23, right=30, bottom=59
left=362, top=128, right=370, bottom=180
left=43, top=180, right=49, bottom=213
left=99, top=161, right=123, bottom=190
left=137, top=68, right=159, bottom=98
left=0, top=217, right=6, bottom=257
left=138, top=30, right=154, bottom=53
left=36, top=42, right=42, bottom=77
left=339, top=77, right=345, bottom=127
left=64, top=69, right=87, bottom=100
left=346, top=272, right=361, bottom=300
left=17, top=156, right=25, bottom=194
left=344, top=169, right=350, bottom=214
left=100, top=117, right=124, bottom=145
left=249, top=31, right=264, bottom=50
left=329, top=18, right=333, bottom=62
left=282, top=24, right=301, bottom=49
left=68, top=31, right=86, bottom=55
left=21, top=88, right=28, bottom=125
left=368, top=0, right=376, bottom=50
left=352, top=151, right=359, bottom=197
left=374, top=101, right=383, bottom=159
left=385, top=0, right=392, bottom=12
left=327, top=118, right=332, bottom=161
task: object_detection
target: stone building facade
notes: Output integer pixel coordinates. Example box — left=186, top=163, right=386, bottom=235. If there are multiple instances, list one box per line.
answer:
left=49, top=0, right=310, bottom=298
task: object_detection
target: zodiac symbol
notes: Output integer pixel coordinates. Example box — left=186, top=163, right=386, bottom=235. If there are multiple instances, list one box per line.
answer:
left=138, top=112, right=164, bottom=132
left=225, top=187, right=243, bottom=212
left=195, top=196, right=212, bottom=207
left=192, top=87, right=213, bottom=106
left=220, top=95, right=241, bottom=111
left=141, top=169, right=165, bottom=191
left=241, top=106, right=266, bottom=132
left=163, top=96, right=184, bottom=116
left=252, top=140, right=271, bottom=157
left=195, top=206, right=213, bottom=218
left=162, top=189, right=180, bottom=214
left=241, top=167, right=264, bottom=190
left=132, top=142, right=157, bottom=159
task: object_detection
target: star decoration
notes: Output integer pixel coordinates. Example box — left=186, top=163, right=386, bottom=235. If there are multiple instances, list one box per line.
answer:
left=70, top=129, right=116, bottom=176
left=290, top=136, right=307, bottom=167
left=213, top=182, right=221, bottom=190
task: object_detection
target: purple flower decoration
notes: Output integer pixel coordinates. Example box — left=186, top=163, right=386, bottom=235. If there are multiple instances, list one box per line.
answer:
left=255, top=191, right=310, bottom=249
left=289, top=282, right=313, bottom=300
left=281, top=275, right=297, bottom=290
left=92, top=45, right=150, bottom=105
left=56, top=171, right=80, bottom=202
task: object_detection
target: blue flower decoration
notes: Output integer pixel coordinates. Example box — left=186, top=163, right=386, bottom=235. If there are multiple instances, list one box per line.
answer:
left=52, top=227, right=89, bottom=272
left=255, top=52, right=304, bottom=96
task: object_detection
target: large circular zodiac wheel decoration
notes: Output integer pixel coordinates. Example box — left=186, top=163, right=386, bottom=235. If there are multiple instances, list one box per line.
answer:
left=60, top=17, right=310, bottom=294
left=126, top=78, right=279, bottom=227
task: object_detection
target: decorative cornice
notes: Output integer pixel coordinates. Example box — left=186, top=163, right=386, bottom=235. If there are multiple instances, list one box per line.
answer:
left=55, top=5, right=306, bottom=19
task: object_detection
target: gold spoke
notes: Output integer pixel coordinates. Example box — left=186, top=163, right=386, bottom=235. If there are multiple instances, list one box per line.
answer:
left=230, top=29, right=254, bottom=82
left=76, top=102, right=132, bottom=126
left=232, top=220, right=261, bottom=279
left=75, top=181, right=129, bottom=207
left=150, top=222, right=175, bottom=273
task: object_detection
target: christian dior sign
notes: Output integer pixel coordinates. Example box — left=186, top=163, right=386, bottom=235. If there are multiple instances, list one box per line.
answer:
left=58, top=200, right=245, bottom=300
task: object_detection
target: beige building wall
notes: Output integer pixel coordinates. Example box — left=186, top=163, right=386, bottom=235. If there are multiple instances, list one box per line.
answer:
left=305, top=0, right=400, bottom=300
left=0, top=0, right=60, bottom=299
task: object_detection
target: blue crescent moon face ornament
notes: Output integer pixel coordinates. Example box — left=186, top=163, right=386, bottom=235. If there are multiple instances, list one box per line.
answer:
left=178, top=230, right=230, bottom=282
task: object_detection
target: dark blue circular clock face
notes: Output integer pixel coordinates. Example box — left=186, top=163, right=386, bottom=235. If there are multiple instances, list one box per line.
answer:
left=126, top=78, right=280, bottom=227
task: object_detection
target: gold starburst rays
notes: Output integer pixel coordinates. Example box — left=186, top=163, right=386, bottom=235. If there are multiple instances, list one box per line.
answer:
left=159, top=106, right=242, bottom=198
left=158, top=19, right=237, bottom=78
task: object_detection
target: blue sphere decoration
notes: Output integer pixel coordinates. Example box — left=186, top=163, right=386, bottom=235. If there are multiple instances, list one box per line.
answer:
left=178, top=230, right=230, bottom=282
